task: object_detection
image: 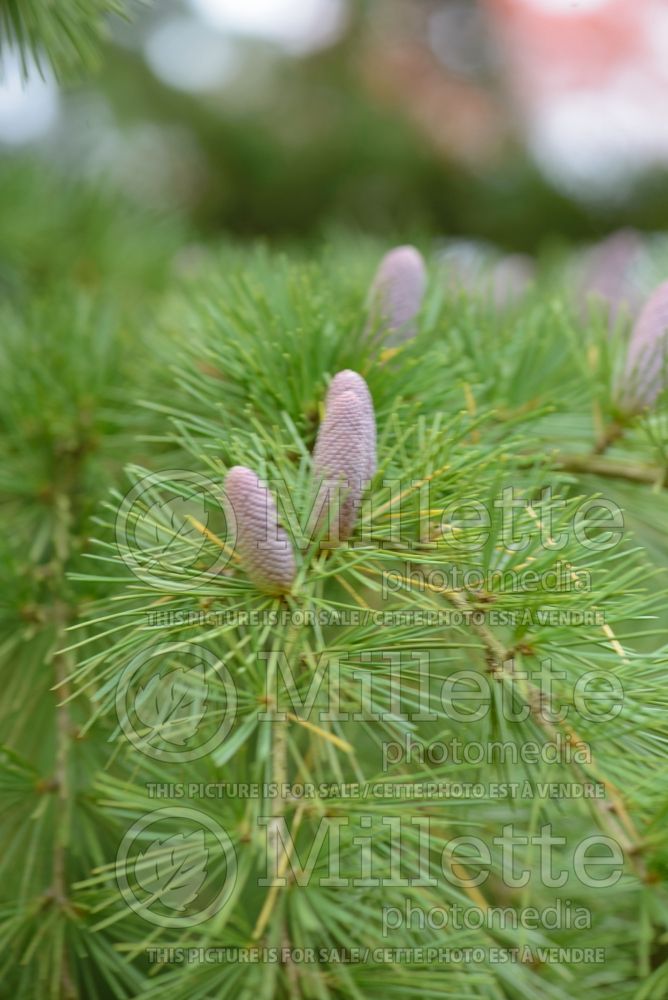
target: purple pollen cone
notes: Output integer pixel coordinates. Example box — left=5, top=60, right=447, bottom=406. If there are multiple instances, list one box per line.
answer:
left=581, top=228, right=643, bottom=326
left=312, top=378, right=376, bottom=546
left=619, top=280, right=668, bottom=413
left=368, top=244, right=427, bottom=343
left=324, top=369, right=376, bottom=481
left=223, top=466, right=296, bottom=595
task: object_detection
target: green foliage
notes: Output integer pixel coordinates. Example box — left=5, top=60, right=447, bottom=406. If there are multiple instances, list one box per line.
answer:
left=0, top=160, right=183, bottom=303
left=0, top=184, right=667, bottom=999
left=0, top=0, right=137, bottom=77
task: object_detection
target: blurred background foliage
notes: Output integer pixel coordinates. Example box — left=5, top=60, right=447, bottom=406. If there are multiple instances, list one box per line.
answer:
left=2, top=0, right=668, bottom=253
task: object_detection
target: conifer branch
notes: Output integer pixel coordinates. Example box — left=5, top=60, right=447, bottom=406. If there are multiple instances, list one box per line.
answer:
left=443, top=587, right=648, bottom=881
left=4, top=223, right=665, bottom=997
left=593, top=421, right=625, bottom=456
left=0, top=0, right=136, bottom=77
left=49, top=493, right=78, bottom=1000
left=554, top=452, right=667, bottom=486
left=448, top=497, right=650, bottom=879
left=253, top=621, right=301, bottom=945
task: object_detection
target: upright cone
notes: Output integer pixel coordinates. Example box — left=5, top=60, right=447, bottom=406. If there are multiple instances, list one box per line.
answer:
left=223, top=466, right=296, bottom=595
left=368, top=245, right=427, bottom=343
left=580, top=228, right=643, bottom=326
left=312, top=371, right=376, bottom=546
left=323, top=369, right=377, bottom=481
left=618, top=279, right=668, bottom=413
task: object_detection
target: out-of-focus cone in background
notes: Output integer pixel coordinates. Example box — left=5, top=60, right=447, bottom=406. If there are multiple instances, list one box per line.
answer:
left=577, top=229, right=646, bottom=326
left=491, top=252, right=535, bottom=308
left=438, top=239, right=534, bottom=309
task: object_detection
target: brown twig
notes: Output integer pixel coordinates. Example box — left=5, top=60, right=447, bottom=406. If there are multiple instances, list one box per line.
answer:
left=49, top=493, right=78, bottom=1000
left=252, top=623, right=300, bottom=944
left=593, top=421, right=625, bottom=456
left=554, top=453, right=666, bottom=486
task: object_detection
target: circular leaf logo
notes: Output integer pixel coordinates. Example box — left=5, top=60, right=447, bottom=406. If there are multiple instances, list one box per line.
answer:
left=135, top=661, right=208, bottom=747
left=115, top=469, right=236, bottom=590
left=117, top=807, right=237, bottom=927
left=116, top=643, right=237, bottom=762
left=136, top=829, right=208, bottom=912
